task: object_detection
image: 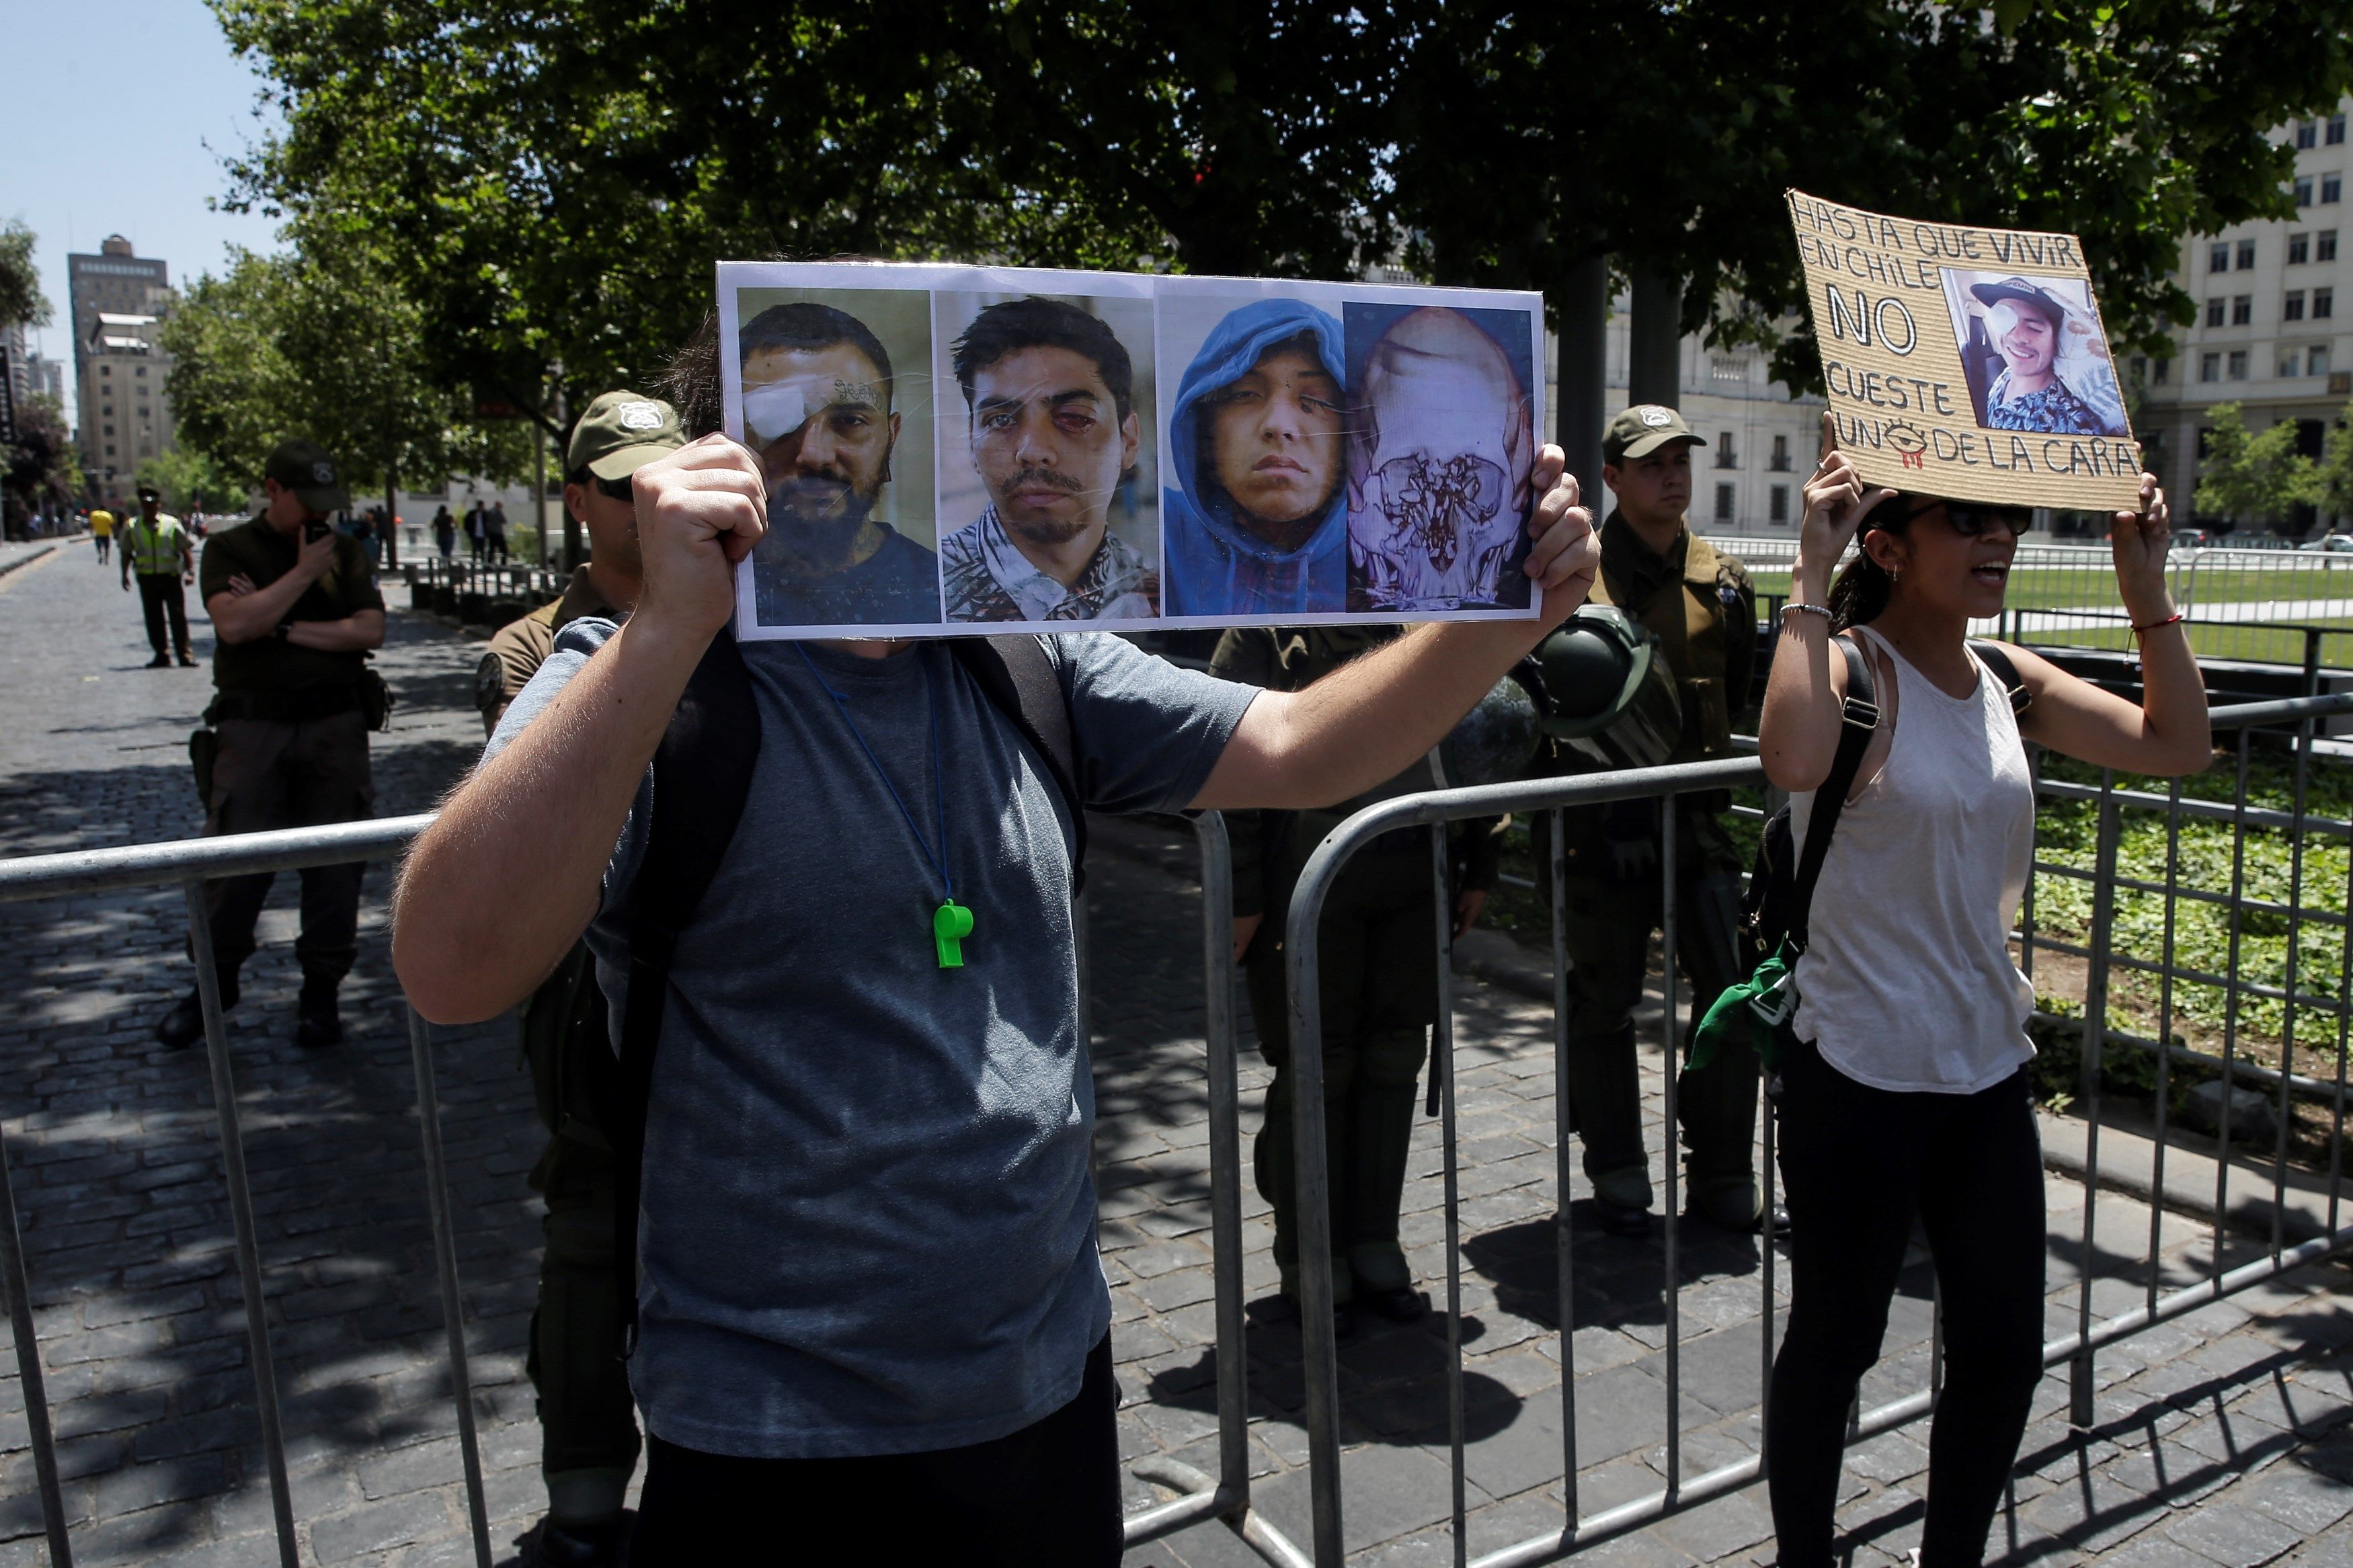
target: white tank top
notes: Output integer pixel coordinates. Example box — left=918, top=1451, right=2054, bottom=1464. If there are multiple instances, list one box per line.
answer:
left=1789, top=627, right=2037, bottom=1094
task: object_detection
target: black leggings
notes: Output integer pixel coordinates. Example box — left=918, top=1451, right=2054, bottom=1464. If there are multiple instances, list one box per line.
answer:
left=1767, top=1041, right=2046, bottom=1568
left=630, top=1333, right=1121, bottom=1566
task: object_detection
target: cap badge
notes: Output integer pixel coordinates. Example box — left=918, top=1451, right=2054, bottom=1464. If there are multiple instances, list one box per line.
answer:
left=617, top=401, right=664, bottom=431
left=312, top=462, right=335, bottom=484
left=1638, top=407, right=1672, bottom=427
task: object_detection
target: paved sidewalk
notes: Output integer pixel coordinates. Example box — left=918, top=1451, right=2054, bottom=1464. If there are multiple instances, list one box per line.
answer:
left=0, top=556, right=2345, bottom=1565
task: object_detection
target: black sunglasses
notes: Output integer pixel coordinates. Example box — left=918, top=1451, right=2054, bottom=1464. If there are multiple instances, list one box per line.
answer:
left=592, top=473, right=635, bottom=503
left=1898, top=499, right=2028, bottom=538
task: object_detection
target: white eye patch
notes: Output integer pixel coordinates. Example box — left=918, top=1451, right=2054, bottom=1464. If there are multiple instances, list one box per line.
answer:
left=1986, top=302, right=2022, bottom=339
left=743, top=382, right=811, bottom=446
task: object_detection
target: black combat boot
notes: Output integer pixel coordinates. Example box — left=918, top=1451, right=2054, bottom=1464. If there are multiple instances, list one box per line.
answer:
left=532, top=1517, right=626, bottom=1567
left=294, top=977, right=343, bottom=1048
left=157, top=977, right=237, bottom=1050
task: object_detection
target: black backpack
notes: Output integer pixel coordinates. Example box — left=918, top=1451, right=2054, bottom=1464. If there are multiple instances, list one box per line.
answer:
left=596, top=630, right=1087, bottom=1350
left=1739, top=636, right=2030, bottom=969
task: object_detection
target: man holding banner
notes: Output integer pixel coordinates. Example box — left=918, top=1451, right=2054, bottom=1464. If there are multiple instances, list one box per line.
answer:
left=394, top=400, right=1597, bottom=1560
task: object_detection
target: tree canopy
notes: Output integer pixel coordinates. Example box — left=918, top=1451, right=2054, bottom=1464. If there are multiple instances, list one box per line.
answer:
left=0, top=220, right=50, bottom=331
left=2194, top=402, right=2322, bottom=532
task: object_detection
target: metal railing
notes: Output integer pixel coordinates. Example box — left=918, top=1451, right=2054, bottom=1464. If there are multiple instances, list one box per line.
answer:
left=1279, top=691, right=2353, bottom=1565
left=0, top=812, right=1305, bottom=1567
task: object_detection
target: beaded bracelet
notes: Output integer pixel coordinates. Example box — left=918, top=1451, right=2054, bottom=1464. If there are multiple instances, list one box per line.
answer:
left=2132, top=612, right=2185, bottom=635
left=1780, top=602, right=1833, bottom=623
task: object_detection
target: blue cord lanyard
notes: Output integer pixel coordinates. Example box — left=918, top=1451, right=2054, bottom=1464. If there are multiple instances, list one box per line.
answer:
left=794, top=645, right=974, bottom=968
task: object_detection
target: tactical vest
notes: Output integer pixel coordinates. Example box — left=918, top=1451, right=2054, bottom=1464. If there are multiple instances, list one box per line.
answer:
left=126, top=516, right=182, bottom=577
left=1585, top=533, right=1735, bottom=767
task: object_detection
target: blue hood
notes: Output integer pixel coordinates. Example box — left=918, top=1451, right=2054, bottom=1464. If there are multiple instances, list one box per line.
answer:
left=1164, top=298, right=1349, bottom=617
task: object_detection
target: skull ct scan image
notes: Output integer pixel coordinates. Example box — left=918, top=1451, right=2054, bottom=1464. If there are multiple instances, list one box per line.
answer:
left=1343, top=304, right=1537, bottom=612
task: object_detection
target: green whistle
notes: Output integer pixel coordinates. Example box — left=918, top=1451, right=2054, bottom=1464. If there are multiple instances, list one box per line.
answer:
left=934, top=901, right=974, bottom=968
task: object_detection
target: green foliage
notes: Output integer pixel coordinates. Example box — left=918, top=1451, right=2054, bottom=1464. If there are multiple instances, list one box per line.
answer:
left=3, top=393, right=80, bottom=504
left=2194, top=402, right=2323, bottom=528
left=161, top=241, right=533, bottom=507
left=2319, top=401, right=2353, bottom=523
left=1382, top=0, right=2353, bottom=386
left=134, top=448, right=247, bottom=515
left=0, top=220, right=50, bottom=331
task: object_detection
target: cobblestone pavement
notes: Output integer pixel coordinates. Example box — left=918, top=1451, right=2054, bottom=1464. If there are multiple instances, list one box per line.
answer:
left=0, top=548, right=2346, bottom=1566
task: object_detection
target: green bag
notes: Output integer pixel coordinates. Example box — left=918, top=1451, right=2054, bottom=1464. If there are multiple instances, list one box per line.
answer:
left=1691, top=944, right=1800, bottom=1072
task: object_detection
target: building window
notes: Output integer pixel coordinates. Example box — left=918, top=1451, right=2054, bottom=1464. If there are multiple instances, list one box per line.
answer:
left=2332, top=114, right=2349, bottom=146
left=2154, top=357, right=2171, bottom=386
left=2200, top=353, right=2222, bottom=382
left=2322, top=230, right=2341, bottom=262
left=1769, top=485, right=1790, bottom=524
left=2297, top=175, right=2316, bottom=205
left=1714, top=432, right=1738, bottom=469
left=2297, top=121, right=2319, bottom=150
left=2209, top=241, right=2231, bottom=272
left=102, top=424, right=113, bottom=436
left=1769, top=434, right=1791, bottom=471
left=104, top=445, right=115, bottom=456
left=2232, top=296, right=2254, bottom=326
left=2286, top=290, right=2307, bottom=321
left=2207, top=297, right=2227, bottom=328
left=2312, top=345, right=2333, bottom=378
left=1714, top=483, right=1734, bottom=522
left=2228, top=349, right=2249, bottom=380
left=99, top=364, right=110, bottom=377
left=2328, top=173, right=2346, bottom=204
left=2291, top=233, right=2311, bottom=264
left=2318, top=287, right=2336, bottom=319
left=2237, top=239, right=2258, bottom=269
left=134, top=366, right=145, bottom=378
left=2282, top=350, right=2303, bottom=378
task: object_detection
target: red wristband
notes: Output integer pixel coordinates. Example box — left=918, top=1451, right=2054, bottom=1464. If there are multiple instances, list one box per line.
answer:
left=2132, top=612, right=2184, bottom=634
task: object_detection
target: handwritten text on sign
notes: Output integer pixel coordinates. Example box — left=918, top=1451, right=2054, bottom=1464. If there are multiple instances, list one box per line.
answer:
left=1787, top=190, right=2145, bottom=512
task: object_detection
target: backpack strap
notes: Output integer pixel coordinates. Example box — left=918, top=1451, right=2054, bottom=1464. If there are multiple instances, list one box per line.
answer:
left=1785, top=634, right=1879, bottom=954
left=1966, top=639, right=2034, bottom=720
left=608, top=628, right=760, bottom=1354
left=949, top=635, right=1089, bottom=894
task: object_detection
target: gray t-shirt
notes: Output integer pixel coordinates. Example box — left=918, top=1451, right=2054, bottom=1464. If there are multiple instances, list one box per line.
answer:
left=487, top=626, right=1256, bottom=1458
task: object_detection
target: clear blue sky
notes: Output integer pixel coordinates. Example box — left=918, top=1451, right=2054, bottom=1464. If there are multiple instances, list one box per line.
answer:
left=5, top=1, right=284, bottom=430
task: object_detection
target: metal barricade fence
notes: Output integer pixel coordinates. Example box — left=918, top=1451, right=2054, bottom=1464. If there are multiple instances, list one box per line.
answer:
left=0, top=812, right=1307, bottom=1568
left=1280, top=692, right=2353, bottom=1566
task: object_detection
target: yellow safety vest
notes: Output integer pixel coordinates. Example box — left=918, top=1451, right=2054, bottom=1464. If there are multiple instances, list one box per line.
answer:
left=126, top=515, right=185, bottom=577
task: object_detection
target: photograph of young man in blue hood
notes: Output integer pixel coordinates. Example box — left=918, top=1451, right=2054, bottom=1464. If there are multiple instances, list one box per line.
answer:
left=1164, top=298, right=1350, bottom=617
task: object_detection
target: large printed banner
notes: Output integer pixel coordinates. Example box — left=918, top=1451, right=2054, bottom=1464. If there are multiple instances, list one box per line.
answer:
left=717, top=262, right=1547, bottom=640
left=1786, top=191, right=2145, bottom=512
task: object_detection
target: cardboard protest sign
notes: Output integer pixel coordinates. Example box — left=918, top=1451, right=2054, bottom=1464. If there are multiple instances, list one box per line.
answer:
left=717, top=261, right=1545, bottom=641
left=1786, top=191, right=2144, bottom=511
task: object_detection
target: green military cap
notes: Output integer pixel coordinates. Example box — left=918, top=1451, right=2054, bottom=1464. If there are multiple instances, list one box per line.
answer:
left=1602, top=405, right=1708, bottom=467
left=263, top=438, right=350, bottom=512
left=567, top=390, right=686, bottom=481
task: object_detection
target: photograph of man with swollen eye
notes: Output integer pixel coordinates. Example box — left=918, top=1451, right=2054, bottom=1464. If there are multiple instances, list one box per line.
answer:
left=939, top=294, right=1160, bottom=624
left=1162, top=294, right=1351, bottom=617
left=740, top=295, right=944, bottom=630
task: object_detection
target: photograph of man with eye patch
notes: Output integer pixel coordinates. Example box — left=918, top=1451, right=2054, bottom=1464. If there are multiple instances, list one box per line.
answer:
left=742, top=299, right=943, bottom=628
left=1162, top=297, right=1350, bottom=618
left=940, top=296, right=1160, bottom=624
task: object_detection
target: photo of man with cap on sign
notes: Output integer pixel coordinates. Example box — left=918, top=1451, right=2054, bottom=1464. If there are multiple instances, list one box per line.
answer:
left=154, top=438, right=387, bottom=1054
left=1946, top=272, right=2130, bottom=438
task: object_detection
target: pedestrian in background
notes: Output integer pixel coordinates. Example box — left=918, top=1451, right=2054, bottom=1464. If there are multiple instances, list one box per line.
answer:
left=474, top=390, right=683, bottom=1568
left=434, top=503, right=457, bottom=563
left=120, top=485, right=196, bottom=669
left=467, top=499, right=489, bottom=564
left=155, top=440, right=387, bottom=1053
left=90, top=505, right=114, bottom=564
left=487, top=500, right=510, bottom=565
left=1757, top=423, right=2208, bottom=1568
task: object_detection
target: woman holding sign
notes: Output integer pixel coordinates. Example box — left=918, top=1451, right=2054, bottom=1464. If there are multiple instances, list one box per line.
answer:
left=1755, top=415, right=2208, bottom=1567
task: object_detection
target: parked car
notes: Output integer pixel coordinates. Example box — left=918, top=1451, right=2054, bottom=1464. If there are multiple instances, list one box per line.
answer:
left=2296, top=533, right=2353, bottom=552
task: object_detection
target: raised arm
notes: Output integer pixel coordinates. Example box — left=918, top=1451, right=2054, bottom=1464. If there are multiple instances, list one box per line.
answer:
left=1760, top=417, right=1896, bottom=792
left=2003, top=475, right=2210, bottom=776
left=206, top=529, right=339, bottom=645
left=393, top=438, right=766, bottom=1024
left=1191, top=446, right=1598, bottom=811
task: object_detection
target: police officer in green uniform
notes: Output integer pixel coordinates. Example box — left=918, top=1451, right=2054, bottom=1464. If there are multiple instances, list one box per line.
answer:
left=475, top=392, right=681, bottom=1568
left=1215, top=627, right=1502, bottom=1330
left=1538, top=405, right=1768, bottom=1237
left=120, top=485, right=196, bottom=667
left=156, top=440, right=385, bottom=1051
